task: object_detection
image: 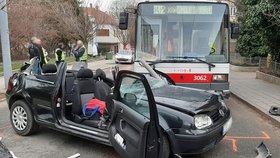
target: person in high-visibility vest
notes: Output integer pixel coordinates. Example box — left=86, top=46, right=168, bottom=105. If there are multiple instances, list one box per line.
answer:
left=55, top=43, right=65, bottom=66
left=73, top=40, right=88, bottom=68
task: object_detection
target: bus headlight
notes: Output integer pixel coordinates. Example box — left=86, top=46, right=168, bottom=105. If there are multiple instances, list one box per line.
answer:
left=213, top=74, right=227, bottom=82
left=194, top=114, right=213, bottom=129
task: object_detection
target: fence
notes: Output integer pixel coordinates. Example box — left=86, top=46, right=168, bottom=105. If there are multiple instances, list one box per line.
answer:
left=259, top=59, right=280, bottom=77
left=230, top=54, right=263, bottom=66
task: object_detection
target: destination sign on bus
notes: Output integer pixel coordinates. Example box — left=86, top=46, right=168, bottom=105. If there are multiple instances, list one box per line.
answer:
left=153, top=5, right=212, bottom=15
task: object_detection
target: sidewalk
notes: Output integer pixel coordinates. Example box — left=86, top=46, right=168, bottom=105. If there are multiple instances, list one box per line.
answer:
left=230, top=70, right=280, bottom=125
left=0, top=59, right=116, bottom=94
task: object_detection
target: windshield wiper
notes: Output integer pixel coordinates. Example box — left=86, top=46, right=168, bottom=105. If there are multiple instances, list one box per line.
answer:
left=167, top=56, right=216, bottom=71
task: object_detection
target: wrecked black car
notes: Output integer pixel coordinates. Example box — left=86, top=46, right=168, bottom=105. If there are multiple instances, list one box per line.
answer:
left=6, top=60, right=232, bottom=158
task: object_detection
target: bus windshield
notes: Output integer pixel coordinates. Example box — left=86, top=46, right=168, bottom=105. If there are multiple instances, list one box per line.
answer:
left=136, top=2, right=229, bottom=63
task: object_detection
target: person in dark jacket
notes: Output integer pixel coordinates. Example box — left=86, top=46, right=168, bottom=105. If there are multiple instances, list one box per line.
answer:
left=28, top=37, right=47, bottom=74
left=55, top=43, right=65, bottom=66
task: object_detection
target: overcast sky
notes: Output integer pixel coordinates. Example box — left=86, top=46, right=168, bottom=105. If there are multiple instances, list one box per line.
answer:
left=82, top=0, right=112, bottom=11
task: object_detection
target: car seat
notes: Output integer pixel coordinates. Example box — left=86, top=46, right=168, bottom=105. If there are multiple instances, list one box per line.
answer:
left=93, top=69, right=112, bottom=101
left=36, top=64, right=57, bottom=82
left=71, top=68, right=95, bottom=115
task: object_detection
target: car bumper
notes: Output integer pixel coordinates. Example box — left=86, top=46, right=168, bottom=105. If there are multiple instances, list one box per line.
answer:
left=115, top=58, right=132, bottom=63
left=169, top=116, right=232, bottom=155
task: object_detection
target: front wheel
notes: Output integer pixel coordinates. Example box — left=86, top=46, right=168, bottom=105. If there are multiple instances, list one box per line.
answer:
left=10, top=100, right=39, bottom=136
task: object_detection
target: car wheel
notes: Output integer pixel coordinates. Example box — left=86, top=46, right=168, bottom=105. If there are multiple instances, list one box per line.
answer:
left=10, top=100, right=39, bottom=136
left=162, top=134, right=170, bottom=158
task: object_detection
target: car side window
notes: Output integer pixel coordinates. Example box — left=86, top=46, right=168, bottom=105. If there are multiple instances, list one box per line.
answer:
left=119, top=77, right=150, bottom=119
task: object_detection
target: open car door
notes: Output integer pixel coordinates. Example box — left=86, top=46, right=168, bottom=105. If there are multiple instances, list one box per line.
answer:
left=108, top=70, right=163, bottom=158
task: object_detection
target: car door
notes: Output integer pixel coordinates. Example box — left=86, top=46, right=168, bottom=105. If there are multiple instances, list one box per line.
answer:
left=24, top=63, right=65, bottom=123
left=108, top=70, right=163, bottom=158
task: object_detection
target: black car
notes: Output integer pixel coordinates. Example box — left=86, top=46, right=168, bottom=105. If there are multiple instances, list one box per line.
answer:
left=6, top=60, right=232, bottom=158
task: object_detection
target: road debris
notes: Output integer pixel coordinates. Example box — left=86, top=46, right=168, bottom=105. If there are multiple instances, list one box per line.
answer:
left=0, top=138, right=13, bottom=158
left=269, top=106, right=280, bottom=116
left=67, top=153, right=81, bottom=158
left=255, top=142, right=272, bottom=158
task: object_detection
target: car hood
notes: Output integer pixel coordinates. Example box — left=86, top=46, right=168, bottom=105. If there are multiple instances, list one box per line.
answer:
left=116, top=54, right=131, bottom=58
left=152, top=85, right=220, bottom=115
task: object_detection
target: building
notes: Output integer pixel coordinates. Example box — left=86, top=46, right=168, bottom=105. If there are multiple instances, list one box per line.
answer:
left=221, top=0, right=237, bottom=22
left=84, top=5, right=120, bottom=55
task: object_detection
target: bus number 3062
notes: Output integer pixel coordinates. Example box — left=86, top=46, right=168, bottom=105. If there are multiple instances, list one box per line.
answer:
left=194, top=75, right=207, bottom=81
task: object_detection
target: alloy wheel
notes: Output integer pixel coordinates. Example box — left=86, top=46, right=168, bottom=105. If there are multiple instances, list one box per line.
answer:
left=12, top=106, right=28, bottom=131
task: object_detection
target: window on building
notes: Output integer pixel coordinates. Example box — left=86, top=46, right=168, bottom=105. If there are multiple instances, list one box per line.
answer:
left=97, top=29, right=110, bottom=36
left=230, top=7, right=237, bottom=16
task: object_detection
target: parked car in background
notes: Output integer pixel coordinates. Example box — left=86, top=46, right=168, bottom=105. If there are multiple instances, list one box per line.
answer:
left=115, top=49, right=134, bottom=64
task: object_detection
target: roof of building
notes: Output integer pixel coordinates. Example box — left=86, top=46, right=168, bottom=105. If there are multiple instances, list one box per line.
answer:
left=83, top=7, right=117, bottom=25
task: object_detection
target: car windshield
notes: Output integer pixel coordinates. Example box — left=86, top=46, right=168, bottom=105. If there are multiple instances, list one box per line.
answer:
left=136, top=2, right=229, bottom=63
left=120, top=76, right=168, bottom=95
left=118, top=50, right=131, bottom=55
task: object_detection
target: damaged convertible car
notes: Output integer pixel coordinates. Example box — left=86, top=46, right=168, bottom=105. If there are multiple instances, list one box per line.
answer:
left=6, top=60, right=232, bottom=158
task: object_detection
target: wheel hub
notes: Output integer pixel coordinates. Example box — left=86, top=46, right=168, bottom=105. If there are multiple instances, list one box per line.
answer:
left=12, top=106, right=28, bottom=131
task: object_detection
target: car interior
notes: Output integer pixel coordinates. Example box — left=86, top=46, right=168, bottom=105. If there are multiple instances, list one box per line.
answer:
left=64, top=67, right=114, bottom=129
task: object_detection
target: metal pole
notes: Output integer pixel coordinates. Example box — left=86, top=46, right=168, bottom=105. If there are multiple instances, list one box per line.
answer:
left=0, top=0, right=13, bottom=89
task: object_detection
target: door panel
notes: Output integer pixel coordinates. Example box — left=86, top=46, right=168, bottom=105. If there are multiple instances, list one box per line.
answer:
left=109, top=101, right=149, bottom=158
left=109, top=70, right=162, bottom=158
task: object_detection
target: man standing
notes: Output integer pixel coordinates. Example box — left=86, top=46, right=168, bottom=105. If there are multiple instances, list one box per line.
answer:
left=28, top=37, right=47, bottom=74
left=73, top=40, right=88, bottom=69
left=55, top=43, right=65, bottom=66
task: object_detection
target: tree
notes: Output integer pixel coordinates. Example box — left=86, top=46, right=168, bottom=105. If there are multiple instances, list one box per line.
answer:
left=236, top=0, right=280, bottom=61
left=110, top=0, right=138, bottom=48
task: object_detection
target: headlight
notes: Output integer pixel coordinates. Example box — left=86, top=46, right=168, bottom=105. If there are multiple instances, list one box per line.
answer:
left=212, top=74, right=227, bottom=82
left=194, top=114, right=213, bottom=129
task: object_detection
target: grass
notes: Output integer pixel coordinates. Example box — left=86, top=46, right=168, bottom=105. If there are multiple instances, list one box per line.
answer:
left=0, top=56, right=102, bottom=75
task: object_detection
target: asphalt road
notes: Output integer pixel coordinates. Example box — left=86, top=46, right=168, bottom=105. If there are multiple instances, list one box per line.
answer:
left=0, top=64, right=280, bottom=158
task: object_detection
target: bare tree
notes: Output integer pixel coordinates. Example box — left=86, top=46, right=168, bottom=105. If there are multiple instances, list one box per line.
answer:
left=110, top=0, right=138, bottom=48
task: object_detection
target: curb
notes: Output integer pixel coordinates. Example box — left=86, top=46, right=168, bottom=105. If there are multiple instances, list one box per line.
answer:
left=231, top=92, right=280, bottom=127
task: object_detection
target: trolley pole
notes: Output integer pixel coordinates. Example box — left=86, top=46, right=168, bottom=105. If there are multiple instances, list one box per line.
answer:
left=0, top=0, right=12, bottom=89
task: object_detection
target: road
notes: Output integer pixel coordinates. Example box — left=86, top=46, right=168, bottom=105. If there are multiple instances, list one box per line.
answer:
left=0, top=64, right=280, bottom=158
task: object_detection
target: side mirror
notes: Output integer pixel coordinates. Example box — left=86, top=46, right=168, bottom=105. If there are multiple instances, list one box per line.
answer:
left=231, top=23, right=240, bottom=39
left=119, top=12, right=129, bottom=30
left=124, top=93, right=137, bottom=104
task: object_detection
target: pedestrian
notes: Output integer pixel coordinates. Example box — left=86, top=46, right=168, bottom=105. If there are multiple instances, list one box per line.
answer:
left=28, top=37, right=47, bottom=74
left=55, top=43, right=65, bottom=66
left=72, top=40, right=88, bottom=69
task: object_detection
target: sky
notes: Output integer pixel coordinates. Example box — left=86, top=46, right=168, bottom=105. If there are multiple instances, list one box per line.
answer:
left=82, top=0, right=112, bottom=11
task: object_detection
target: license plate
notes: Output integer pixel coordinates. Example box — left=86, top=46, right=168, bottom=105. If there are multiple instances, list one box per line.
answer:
left=114, top=133, right=126, bottom=149
left=223, top=117, right=232, bottom=135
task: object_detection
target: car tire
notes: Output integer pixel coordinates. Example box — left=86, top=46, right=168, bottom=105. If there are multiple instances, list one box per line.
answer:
left=162, top=134, right=171, bottom=158
left=10, top=100, right=39, bottom=136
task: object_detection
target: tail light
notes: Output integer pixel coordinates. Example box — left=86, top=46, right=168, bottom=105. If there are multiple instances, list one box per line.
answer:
left=7, top=76, right=13, bottom=92
left=7, top=74, right=18, bottom=92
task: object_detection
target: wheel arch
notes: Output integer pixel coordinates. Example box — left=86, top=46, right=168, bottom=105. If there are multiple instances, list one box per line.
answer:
left=159, top=115, right=176, bottom=156
left=8, top=94, right=29, bottom=110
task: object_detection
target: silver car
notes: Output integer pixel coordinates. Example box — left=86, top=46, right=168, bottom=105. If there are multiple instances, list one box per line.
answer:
left=115, top=50, right=134, bottom=64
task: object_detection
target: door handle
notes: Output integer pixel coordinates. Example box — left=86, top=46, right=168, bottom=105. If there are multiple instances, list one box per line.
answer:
left=119, top=108, right=124, bottom=113
left=120, top=119, right=126, bottom=131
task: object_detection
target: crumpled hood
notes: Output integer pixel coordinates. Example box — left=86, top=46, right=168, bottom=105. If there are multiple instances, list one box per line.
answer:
left=152, top=85, right=220, bottom=114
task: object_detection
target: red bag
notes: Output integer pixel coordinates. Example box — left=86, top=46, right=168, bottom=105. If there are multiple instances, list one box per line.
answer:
left=85, top=98, right=106, bottom=114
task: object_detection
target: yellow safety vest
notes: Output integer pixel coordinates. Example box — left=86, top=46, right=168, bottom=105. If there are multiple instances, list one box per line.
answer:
left=42, top=48, right=48, bottom=64
left=55, top=48, right=65, bottom=61
left=80, top=45, right=88, bottom=61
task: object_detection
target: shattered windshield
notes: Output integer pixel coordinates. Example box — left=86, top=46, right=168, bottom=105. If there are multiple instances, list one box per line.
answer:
left=136, top=3, right=229, bottom=63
